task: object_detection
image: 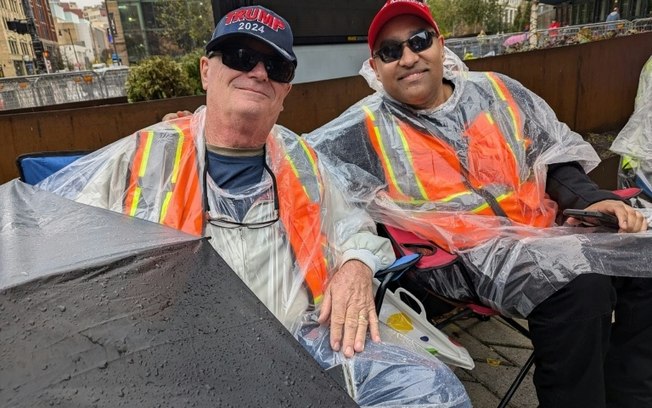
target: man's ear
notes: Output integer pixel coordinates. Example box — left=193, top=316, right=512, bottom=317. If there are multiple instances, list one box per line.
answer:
left=439, top=37, right=446, bottom=61
left=369, top=58, right=381, bottom=80
left=279, top=83, right=292, bottom=112
left=200, top=56, right=210, bottom=91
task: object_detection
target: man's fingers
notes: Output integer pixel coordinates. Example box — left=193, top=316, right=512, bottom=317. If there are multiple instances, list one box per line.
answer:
left=328, top=300, right=346, bottom=352
left=367, top=309, right=381, bottom=343
left=342, top=309, right=361, bottom=358
left=353, top=312, right=369, bottom=353
left=318, top=290, right=332, bottom=324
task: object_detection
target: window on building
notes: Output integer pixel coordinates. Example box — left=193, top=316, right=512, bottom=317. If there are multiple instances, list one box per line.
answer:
left=9, top=39, right=19, bottom=55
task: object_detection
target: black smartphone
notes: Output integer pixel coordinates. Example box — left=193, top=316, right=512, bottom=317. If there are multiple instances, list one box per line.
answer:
left=562, top=209, right=620, bottom=229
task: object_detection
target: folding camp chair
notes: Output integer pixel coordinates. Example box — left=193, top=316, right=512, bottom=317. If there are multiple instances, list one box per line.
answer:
left=373, top=188, right=642, bottom=408
left=374, top=223, right=530, bottom=408
left=16, top=151, right=89, bottom=185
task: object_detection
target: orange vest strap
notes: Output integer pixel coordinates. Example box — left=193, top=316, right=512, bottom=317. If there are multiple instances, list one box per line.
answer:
left=124, top=119, right=203, bottom=236
left=268, top=136, right=329, bottom=306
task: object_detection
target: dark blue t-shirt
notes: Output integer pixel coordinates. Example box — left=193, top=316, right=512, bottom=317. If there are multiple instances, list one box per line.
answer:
left=206, top=149, right=265, bottom=191
left=205, top=146, right=266, bottom=220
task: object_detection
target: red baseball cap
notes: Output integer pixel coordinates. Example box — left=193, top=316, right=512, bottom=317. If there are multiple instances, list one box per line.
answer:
left=368, top=0, right=440, bottom=53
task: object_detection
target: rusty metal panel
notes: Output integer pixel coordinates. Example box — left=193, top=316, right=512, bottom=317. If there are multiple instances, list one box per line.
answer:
left=466, top=32, right=652, bottom=133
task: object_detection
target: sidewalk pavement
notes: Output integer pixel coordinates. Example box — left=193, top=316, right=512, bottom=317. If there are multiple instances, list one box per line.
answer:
left=442, top=317, right=539, bottom=408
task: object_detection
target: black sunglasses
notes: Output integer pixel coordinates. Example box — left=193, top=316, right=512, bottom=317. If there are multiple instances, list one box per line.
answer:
left=208, top=47, right=295, bottom=83
left=373, top=29, right=437, bottom=63
left=204, top=161, right=280, bottom=230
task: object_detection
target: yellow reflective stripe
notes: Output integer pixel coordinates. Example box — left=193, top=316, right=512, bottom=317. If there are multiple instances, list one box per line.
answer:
left=488, top=110, right=518, bottom=160
left=169, top=124, right=185, bottom=183
left=472, top=203, right=490, bottom=213
left=129, top=187, right=141, bottom=216
left=138, top=131, right=154, bottom=178
left=285, top=153, right=300, bottom=179
left=363, top=106, right=406, bottom=197
left=362, top=105, right=376, bottom=121
left=486, top=73, right=507, bottom=100
left=284, top=142, right=319, bottom=203
left=298, top=138, right=319, bottom=177
left=486, top=73, right=523, bottom=142
left=441, top=190, right=473, bottom=202
left=495, top=192, right=511, bottom=202
left=159, top=191, right=173, bottom=222
left=394, top=123, right=429, bottom=201
left=471, top=191, right=512, bottom=214
left=506, top=105, right=522, bottom=141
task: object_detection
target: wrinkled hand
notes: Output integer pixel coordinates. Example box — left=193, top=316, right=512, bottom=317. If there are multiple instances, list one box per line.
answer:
left=162, top=110, right=192, bottom=122
left=566, top=199, right=648, bottom=233
left=318, top=260, right=380, bottom=358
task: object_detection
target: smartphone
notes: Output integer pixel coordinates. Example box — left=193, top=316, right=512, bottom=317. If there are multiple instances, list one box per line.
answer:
left=562, top=209, right=620, bottom=229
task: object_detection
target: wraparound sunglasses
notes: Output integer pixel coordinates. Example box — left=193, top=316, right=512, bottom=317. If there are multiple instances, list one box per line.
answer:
left=373, top=29, right=438, bottom=63
left=208, top=47, right=295, bottom=83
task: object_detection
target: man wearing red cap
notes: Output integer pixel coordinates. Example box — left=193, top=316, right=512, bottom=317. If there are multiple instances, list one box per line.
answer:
left=306, top=1, right=652, bottom=407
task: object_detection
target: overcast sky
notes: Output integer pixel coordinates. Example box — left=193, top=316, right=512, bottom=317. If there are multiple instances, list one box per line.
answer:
left=69, top=0, right=104, bottom=8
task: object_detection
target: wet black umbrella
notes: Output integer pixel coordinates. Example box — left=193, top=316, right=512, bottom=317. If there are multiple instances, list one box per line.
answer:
left=0, top=180, right=355, bottom=407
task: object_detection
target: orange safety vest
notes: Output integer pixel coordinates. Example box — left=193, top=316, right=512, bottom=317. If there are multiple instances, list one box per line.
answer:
left=267, top=135, right=329, bottom=306
left=364, top=72, right=557, bottom=251
left=124, top=118, right=329, bottom=305
left=124, top=120, right=203, bottom=236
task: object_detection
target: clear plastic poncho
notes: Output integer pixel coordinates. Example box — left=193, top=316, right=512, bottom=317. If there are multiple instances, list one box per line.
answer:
left=36, top=107, right=471, bottom=408
left=305, top=49, right=652, bottom=318
left=610, top=56, right=652, bottom=208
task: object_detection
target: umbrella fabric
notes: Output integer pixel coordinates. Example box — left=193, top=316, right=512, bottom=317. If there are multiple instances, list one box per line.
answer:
left=503, top=33, right=528, bottom=47
left=0, top=180, right=356, bottom=408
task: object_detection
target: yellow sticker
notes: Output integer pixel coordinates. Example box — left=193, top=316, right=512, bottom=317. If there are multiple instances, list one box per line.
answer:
left=387, top=312, right=413, bottom=333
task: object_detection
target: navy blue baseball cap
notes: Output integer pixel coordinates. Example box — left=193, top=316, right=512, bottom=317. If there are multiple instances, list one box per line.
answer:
left=205, top=6, right=297, bottom=65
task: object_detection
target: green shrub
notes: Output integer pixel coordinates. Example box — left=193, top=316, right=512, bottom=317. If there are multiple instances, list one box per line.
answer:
left=178, top=49, right=204, bottom=95
left=126, top=55, right=193, bottom=102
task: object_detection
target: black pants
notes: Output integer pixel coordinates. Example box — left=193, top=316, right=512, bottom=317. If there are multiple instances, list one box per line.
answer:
left=527, top=274, right=652, bottom=408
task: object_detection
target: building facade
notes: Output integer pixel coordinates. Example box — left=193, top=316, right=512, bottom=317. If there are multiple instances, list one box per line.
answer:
left=0, top=0, right=36, bottom=76
left=550, top=0, right=650, bottom=26
left=51, top=2, right=95, bottom=70
left=29, top=0, right=56, bottom=72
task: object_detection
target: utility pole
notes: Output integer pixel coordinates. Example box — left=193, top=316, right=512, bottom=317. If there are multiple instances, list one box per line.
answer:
left=529, top=0, right=539, bottom=48
left=106, top=4, right=120, bottom=66
left=60, top=28, right=81, bottom=70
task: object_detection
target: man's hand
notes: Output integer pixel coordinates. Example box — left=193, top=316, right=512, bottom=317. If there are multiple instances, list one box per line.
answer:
left=318, top=260, right=380, bottom=358
left=162, top=110, right=193, bottom=122
left=566, top=199, right=648, bottom=233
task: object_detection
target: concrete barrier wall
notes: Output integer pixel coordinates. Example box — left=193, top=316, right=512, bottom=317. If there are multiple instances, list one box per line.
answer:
left=1, top=32, right=650, bottom=184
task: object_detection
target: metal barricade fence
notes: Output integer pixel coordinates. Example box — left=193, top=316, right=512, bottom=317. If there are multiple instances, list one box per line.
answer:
left=633, top=18, right=652, bottom=32
left=445, top=19, right=649, bottom=61
left=0, top=68, right=129, bottom=111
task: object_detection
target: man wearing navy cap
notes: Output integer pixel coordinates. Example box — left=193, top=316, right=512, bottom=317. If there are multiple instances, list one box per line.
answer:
left=38, top=5, right=395, bottom=358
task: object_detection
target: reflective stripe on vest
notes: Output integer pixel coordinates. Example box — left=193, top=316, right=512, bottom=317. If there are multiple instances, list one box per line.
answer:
left=364, top=106, right=514, bottom=214
left=362, top=75, right=556, bottom=249
left=269, top=135, right=329, bottom=307
left=124, top=121, right=203, bottom=236
left=124, top=119, right=329, bottom=305
left=485, top=72, right=530, bottom=181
